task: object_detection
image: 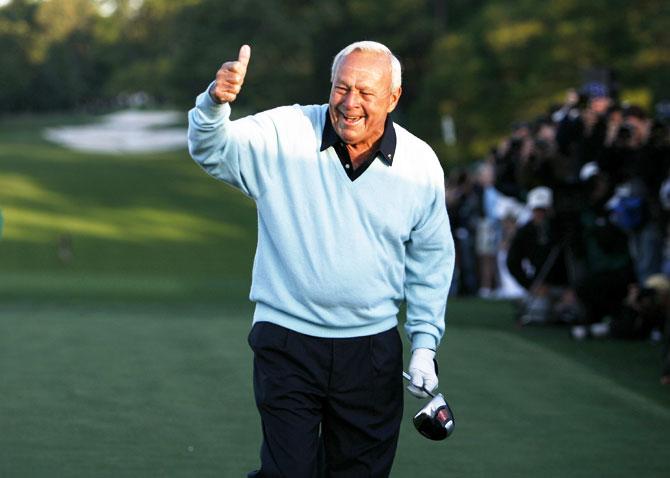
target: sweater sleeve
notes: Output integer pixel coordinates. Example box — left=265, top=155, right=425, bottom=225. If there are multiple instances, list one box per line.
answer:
left=403, top=162, right=455, bottom=352
left=187, top=85, right=279, bottom=199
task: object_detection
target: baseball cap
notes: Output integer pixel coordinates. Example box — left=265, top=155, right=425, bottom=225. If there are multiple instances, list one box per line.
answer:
left=582, top=81, right=610, bottom=99
left=644, top=274, right=670, bottom=295
left=527, top=186, right=553, bottom=210
left=579, top=161, right=600, bottom=182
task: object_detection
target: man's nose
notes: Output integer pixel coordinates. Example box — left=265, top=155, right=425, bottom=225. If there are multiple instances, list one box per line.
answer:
left=342, top=90, right=360, bottom=108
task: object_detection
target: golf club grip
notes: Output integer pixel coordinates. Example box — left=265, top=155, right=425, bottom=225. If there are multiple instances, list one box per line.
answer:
left=402, top=371, right=435, bottom=398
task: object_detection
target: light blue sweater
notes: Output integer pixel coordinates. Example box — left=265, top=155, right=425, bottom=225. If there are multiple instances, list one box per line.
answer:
left=188, top=90, right=454, bottom=351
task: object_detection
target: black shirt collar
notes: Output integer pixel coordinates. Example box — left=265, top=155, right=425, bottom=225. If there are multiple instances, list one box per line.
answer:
left=320, top=109, right=397, bottom=165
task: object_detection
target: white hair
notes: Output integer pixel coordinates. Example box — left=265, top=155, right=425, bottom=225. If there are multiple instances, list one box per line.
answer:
left=330, top=41, right=402, bottom=92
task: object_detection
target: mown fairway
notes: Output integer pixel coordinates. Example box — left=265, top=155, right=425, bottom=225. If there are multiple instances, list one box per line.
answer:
left=1, top=115, right=669, bottom=477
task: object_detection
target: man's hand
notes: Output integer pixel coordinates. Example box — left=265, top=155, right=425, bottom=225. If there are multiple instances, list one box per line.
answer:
left=407, top=348, right=438, bottom=398
left=209, top=44, right=251, bottom=104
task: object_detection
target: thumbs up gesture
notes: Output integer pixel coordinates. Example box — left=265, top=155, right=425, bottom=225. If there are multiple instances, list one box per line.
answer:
left=209, top=45, right=251, bottom=104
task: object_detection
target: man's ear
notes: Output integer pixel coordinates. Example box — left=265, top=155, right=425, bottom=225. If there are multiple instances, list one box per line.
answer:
left=387, top=86, right=402, bottom=113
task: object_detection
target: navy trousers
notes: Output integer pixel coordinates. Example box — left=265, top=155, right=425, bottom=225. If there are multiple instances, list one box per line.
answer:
left=247, top=321, right=404, bottom=478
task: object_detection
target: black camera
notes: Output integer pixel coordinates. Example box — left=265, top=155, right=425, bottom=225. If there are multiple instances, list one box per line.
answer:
left=509, top=138, right=523, bottom=151
left=534, top=138, right=551, bottom=156
left=617, top=124, right=634, bottom=143
left=636, top=287, right=656, bottom=303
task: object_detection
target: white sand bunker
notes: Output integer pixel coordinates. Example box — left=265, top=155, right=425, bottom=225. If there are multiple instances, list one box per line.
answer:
left=44, top=110, right=188, bottom=154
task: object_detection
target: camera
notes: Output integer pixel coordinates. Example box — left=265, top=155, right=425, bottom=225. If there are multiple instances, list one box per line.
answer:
left=509, top=138, right=523, bottom=151
left=534, top=138, right=551, bottom=156
left=616, top=123, right=634, bottom=144
left=636, top=287, right=657, bottom=304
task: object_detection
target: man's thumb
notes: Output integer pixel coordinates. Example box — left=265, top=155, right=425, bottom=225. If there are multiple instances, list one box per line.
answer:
left=238, top=44, right=251, bottom=67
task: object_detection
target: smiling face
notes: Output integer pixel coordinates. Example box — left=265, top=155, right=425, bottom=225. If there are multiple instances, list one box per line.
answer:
left=328, top=50, right=401, bottom=153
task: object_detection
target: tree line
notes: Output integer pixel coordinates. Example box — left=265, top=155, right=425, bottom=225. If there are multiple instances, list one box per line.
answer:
left=1, top=0, right=667, bottom=162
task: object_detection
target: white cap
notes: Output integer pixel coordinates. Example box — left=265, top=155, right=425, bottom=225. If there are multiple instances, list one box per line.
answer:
left=527, top=186, right=553, bottom=210
left=644, top=274, right=670, bottom=295
left=579, top=161, right=599, bottom=181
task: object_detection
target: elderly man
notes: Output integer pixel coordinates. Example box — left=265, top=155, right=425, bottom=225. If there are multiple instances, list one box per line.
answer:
left=188, top=41, right=454, bottom=477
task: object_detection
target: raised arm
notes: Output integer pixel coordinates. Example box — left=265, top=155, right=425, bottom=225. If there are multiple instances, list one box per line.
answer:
left=187, top=45, right=279, bottom=199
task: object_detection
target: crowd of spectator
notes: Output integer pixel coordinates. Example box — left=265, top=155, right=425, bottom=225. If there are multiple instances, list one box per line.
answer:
left=445, top=80, right=670, bottom=384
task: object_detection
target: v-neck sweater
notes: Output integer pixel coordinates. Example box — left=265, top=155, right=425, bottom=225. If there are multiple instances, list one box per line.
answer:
left=187, top=89, right=454, bottom=351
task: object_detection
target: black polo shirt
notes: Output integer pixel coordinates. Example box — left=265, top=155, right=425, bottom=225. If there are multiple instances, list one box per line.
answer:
left=320, top=111, right=397, bottom=181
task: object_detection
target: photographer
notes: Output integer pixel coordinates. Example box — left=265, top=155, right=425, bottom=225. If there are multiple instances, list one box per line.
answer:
left=445, top=168, right=481, bottom=296
left=570, top=164, right=636, bottom=339
left=517, top=116, right=561, bottom=191
left=608, top=279, right=667, bottom=341
left=556, top=82, right=611, bottom=169
left=507, top=187, right=579, bottom=324
left=601, top=105, right=664, bottom=283
left=495, top=122, right=532, bottom=200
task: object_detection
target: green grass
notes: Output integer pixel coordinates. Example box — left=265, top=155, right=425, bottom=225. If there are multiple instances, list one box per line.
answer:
left=1, top=115, right=669, bottom=477
left=2, top=300, right=668, bottom=477
left=0, top=118, right=256, bottom=281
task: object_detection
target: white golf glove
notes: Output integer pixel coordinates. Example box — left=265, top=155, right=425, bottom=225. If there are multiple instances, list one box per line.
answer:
left=407, top=348, right=438, bottom=398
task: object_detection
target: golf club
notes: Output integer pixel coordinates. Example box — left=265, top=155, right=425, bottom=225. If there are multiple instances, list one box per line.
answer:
left=403, top=371, right=455, bottom=440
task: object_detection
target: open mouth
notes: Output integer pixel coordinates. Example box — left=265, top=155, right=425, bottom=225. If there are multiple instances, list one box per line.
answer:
left=340, top=113, right=364, bottom=126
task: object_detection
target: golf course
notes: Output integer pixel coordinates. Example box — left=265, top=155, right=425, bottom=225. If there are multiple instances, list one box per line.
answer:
left=1, top=113, right=668, bottom=477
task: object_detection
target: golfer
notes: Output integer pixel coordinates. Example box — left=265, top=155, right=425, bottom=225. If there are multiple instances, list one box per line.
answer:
left=188, top=41, right=454, bottom=477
